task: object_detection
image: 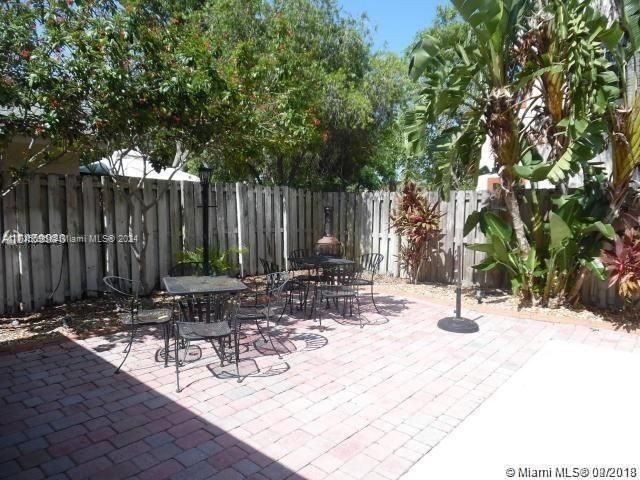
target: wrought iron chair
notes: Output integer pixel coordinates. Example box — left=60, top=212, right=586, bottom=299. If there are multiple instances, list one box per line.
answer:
left=169, top=261, right=205, bottom=276
left=313, top=263, right=362, bottom=328
left=289, top=249, right=324, bottom=310
left=353, top=253, right=384, bottom=313
left=258, top=258, right=304, bottom=310
left=174, top=294, right=240, bottom=391
left=237, top=272, right=293, bottom=346
left=103, top=276, right=172, bottom=373
left=259, top=258, right=280, bottom=275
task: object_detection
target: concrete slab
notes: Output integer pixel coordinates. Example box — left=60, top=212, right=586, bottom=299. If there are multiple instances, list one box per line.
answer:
left=402, top=340, right=640, bottom=480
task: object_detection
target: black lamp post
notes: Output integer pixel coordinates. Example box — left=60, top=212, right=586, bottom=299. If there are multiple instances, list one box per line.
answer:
left=198, top=164, right=214, bottom=276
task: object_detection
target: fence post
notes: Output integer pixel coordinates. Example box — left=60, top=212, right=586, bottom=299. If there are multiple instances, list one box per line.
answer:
left=235, top=182, right=244, bottom=278
left=282, top=186, right=289, bottom=270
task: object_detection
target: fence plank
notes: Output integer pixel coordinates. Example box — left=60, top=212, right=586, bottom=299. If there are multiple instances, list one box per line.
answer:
left=215, top=182, right=227, bottom=255
left=65, top=176, right=82, bottom=300
left=169, top=181, right=182, bottom=269
left=264, top=186, right=273, bottom=261
left=47, top=175, right=65, bottom=304
left=114, top=187, right=130, bottom=280
left=29, top=175, right=47, bottom=308
left=274, top=186, right=283, bottom=268
left=101, top=178, right=116, bottom=279
left=462, top=191, right=476, bottom=284
left=2, top=178, right=18, bottom=312
left=157, top=185, right=170, bottom=280
left=182, top=181, right=196, bottom=252
left=226, top=183, right=239, bottom=269
left=143, top=181, right=158, bottom=290
left=15, top=182, right=32, bottom=311
left=81, top=177, right=98, bottom=297
left=246, top=184, right=257, bottom=274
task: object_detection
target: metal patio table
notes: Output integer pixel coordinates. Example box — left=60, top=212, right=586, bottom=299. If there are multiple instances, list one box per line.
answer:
left=287, top=255, right=355, bottom=315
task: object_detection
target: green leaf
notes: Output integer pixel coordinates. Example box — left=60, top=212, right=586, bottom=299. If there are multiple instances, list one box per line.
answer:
left=484, top=211, right=512, bottom=243
left=580, top=257, right=606, bottom=281
left=466, top=242, right=494, bottom=254
left=463, top=211, right=481, bottom=236
left=583, top=221, right=616, bottom=240
left=473, top=257, right=499, bottom=271
left=549, top=212, right=572, bottom=250
left=513, top=163, right=552, bottom=181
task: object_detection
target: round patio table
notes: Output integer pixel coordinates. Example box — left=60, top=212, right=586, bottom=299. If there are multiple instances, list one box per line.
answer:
left=288, top=255, right=355, bottom=268
left=287, top=255, right=355, bottom=316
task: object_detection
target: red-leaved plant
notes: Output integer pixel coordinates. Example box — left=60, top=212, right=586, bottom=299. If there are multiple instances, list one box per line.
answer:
left=601, top=228, right=640, bottom=301
left=391, top=182, right=441, bottom=284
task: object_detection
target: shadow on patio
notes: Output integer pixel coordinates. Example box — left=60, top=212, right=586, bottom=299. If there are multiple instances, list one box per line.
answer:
left=0, top=293, right=417, bottom=479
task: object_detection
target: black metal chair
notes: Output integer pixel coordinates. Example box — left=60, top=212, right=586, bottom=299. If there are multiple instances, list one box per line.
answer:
left=353, top=253, right=384, bottom=313
left=235, top=271, right=293, bottom=360
left=259, top=258, right=280, bottom=275
left=169, top=262, right=205, bottom=276
left=313, top=263, right=362, bottom=328
left=103, top=276, right=172, bottom=373
left=289, top=249, right=324, bottom=310
left=174, top=294, right=240, bottom=391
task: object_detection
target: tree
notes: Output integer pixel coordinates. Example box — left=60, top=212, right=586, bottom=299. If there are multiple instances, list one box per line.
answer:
left=405, top=0, right=636, bottom=306
left=189, top=0, right=409, bottom=190
left=1, top=0, right=231, bottom=292
left=407, top=0, right=537, bottom=262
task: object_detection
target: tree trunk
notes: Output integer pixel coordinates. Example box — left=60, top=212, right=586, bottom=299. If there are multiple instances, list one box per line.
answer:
left=502, top=178, right=530, bottom=258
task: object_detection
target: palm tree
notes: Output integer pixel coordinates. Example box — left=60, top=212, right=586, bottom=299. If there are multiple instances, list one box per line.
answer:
left=406, top=0, right=536, bottom=259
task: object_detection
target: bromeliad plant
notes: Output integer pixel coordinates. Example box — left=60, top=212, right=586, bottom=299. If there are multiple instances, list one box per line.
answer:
left=391, top=182, right=441, bottom=284
left=601, top=228, right=640, bottom=305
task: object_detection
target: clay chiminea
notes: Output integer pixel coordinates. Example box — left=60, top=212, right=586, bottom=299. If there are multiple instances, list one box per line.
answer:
left=314, top=206, right=342, bottom=256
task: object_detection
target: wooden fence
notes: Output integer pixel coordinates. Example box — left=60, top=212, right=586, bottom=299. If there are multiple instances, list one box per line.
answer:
left=0, top=174, right=618, bottom=314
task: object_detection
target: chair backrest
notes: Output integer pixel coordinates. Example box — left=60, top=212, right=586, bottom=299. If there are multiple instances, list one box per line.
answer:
left=323, top=263, right=359, bottom=287
left=289, top=249, right=309, bottom=270
left=259, top=258, right=280, bottom=275
left=177, top=294, right=239, bottom=325
left=103, top=276, right=139, bottom=310
left=359, top=253, right=384, bottom=274
left=170, top=262, right=205, bottom=277
left=290, top=249, right=308, bottom=258
left=265, top=271, right=291, bottom=315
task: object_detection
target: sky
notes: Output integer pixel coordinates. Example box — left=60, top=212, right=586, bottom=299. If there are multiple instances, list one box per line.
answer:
left=338, top=0, right=442, bottom=54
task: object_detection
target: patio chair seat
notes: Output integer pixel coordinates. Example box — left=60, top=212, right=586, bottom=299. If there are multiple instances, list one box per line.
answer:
left=177, top=321, right=232, bottom=339
left=350, top=277, right=373, bottom=286
left=119, top=308, right=172, bottom=325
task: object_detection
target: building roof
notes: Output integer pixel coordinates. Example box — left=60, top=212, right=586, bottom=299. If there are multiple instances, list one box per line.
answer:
left=80, top=149, right=199, bottom=182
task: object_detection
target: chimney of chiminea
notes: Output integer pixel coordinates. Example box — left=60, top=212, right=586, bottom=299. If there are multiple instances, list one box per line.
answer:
left=314, top=206, right=342, bottom=256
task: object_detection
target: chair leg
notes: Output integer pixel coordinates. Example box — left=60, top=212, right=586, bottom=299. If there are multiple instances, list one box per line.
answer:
left=163, top=323, right=169, bottom=368
left=234, top=329, right=241, bottom=383
left=175, top=328, right=181, bottom=393
left=115, top=325, right=136, bottom=374
left=255, top=319, right=267, bottom=342
left=371, top=283, right=380, bottom=314
left=266, top=313, right=282, bottom=360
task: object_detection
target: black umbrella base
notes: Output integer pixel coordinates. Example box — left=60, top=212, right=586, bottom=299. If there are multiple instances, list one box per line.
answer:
left=438, top=316, right=479, bottom=333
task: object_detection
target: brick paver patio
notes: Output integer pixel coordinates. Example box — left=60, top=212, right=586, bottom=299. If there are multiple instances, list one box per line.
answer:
left=1, top=293, right=638, bottom=479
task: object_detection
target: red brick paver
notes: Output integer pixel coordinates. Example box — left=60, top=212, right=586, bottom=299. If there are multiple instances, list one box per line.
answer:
left=1, top=293, right=638, bottom=479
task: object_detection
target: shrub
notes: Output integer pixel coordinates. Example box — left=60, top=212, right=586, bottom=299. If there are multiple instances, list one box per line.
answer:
left=177, top=247, right=247, bottom=276
left=391, top=182, right=441, bottom=283
left=601, top=228, right=640, bottom=303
